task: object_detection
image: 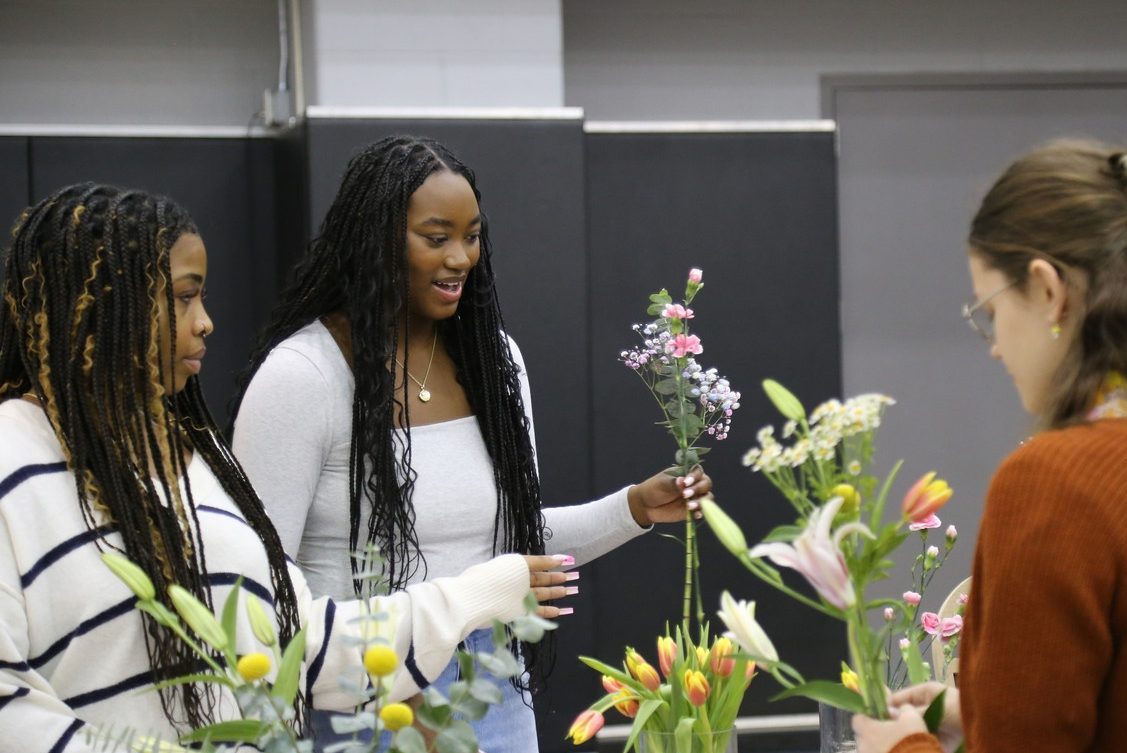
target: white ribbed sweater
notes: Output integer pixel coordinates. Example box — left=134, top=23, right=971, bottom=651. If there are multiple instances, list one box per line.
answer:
left=0, top=398, right=529, bottom=752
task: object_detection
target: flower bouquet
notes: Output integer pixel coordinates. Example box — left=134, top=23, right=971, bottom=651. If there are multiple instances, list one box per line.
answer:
left=96, top=549, right=553, bottom=753
left=568, top=269, right=749, bottom=750
left=700, top=379, right=958, bottom=721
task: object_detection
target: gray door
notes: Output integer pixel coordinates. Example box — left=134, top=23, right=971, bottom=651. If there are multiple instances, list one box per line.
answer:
left=830, top=74, right=1127, bottom=600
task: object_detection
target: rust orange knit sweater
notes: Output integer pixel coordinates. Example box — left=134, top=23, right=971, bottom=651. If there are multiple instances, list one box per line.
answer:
left=890, top=418, right=1127, bottom=753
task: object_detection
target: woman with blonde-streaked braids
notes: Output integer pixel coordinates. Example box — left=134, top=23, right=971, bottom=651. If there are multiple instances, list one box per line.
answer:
left=0, top=183, right=564, bottom=752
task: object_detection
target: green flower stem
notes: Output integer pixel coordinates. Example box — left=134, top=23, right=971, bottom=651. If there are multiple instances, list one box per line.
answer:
left=847, top=602, right=887, bottom=719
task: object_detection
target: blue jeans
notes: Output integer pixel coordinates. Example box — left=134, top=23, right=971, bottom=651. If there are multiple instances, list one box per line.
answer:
left=311, top=627, right=538, bottom=753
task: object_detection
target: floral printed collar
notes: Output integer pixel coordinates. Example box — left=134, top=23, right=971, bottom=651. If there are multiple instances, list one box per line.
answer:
left=1088, top=372, right=1127, bottom=421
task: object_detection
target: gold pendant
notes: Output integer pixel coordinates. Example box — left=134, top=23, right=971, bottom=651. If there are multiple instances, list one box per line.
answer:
left=418, top=388, right=432, bottom=403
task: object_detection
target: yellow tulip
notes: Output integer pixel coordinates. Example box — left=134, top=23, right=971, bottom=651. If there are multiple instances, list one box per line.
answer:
left=566, top=709, right=605, bottom=745
left=840, top=664, right=860, bottom=694
left=683, top=669, right=711, bottom=706
left=901, top=471, right=953, bottom=522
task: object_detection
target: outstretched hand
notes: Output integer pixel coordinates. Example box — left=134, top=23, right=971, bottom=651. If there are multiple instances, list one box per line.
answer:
left=627, top=467, right=713, bottom=526
left=522, top=554, right=579, bottom=618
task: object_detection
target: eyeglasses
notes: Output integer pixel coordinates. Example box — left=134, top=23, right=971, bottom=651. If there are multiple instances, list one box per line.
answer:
left=962, top=280, right=1018, bottom=342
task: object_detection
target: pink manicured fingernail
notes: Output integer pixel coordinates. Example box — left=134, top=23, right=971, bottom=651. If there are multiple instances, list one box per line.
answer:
left=683, top=488, right=694, bottom=499
left=687, top=500, right=700, bottom=510
left=554, top=554, right=576, bottom=567
left=564, top=572, right=580, bottom=582
left=558, top=608, right=574, bottom=616
left=565, top=586, right=579, bottom=596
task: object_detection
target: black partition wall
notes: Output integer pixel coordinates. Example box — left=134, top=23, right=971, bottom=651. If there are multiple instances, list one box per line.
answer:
left=305, top=116, right=592, bottom=514
left=0, top=120, right=841, bottom=753
left=0, top=131, right=306, bottom=414
left=0, top=138, right=30, bottom=242
left=578, top=129, right=844, bottom=744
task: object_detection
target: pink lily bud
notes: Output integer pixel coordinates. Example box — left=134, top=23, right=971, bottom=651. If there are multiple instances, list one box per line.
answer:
left=601, top=675, right=624, bottom=695
left=625, top=648, right=661, bottom=691
left=902, top=471, right=953, bottom=522
left=657, top=636, right=677, bottom=678
left=883, top=607, right=895, bottom=621
left=566, top=709, right=605, bottom=745
left=683, top=669, right=711, bottom=706
left=613, top=690, right=639, bottom=718
left=689, top=268, right=703, bottom=284
left=709, top=636, right=736, bottom=677
left=921, top=611, right=941, bottom=635
left=903, top=591, right=922, bottom=606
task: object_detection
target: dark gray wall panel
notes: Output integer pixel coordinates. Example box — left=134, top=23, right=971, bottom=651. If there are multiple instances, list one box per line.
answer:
left=28, top=136, right=293, bottom=414
left=0, top=137, right=31, bottom=286
left=584, top=131, right=844, bottom=721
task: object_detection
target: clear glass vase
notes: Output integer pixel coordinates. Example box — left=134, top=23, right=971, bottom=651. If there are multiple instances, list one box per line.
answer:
left=639, top=728, right=738, bottom=753
left=818, top=702, right=857, bottom=753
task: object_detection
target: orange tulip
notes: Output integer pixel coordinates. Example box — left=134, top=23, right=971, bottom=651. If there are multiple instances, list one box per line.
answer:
left=745, top=660, right=757, bottom=680
left=657, top=635, right=678, bottom=678
left=683, top=669, right=711, bottom=706
left=566, top=709, right=605, bottom=745
left=695, top=646, right=709, bottom=667
left=626, top=648, right=661, bottom=691
left=602, top=675, right=624, bottom=695
left=901, top=471, right=953, bottom=522
left=613, top=690, right=640, bottom=718
left=709, top=636, right=735, bottom=677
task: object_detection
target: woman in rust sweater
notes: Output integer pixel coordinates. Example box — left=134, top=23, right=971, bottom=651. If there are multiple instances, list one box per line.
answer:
left=854, top=141, right=1127, bottom=753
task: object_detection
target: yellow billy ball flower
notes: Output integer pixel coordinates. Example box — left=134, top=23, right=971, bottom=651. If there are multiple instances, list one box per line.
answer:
left=364, top=644, right=399, bottom=677
left=380, top=702, right=414, bottom=731
left=236, top=652, right=271, bottom=682
left=831, top=484, right=861, bottom=516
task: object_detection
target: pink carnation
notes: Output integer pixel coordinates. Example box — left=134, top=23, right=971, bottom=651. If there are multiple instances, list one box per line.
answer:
left=883, top=607, right=895, bottom=621
left=920, top=612, right=941, bottom=635
left=898, top=638, right=910, bottom=650
left=689, top=268, right=703, bottom=284
left=958, top=592, right=969, bottom=605
left=661, top=303, right=695, bottom=320
left=940, top=615, right=963, bottom=639
left=946, top=525, right=958, bottom=540
left=909, top=513, right=942, bottom=532
left=667, top=334, right=703, bottom=358
left=902, top=591, right=922, bottom=606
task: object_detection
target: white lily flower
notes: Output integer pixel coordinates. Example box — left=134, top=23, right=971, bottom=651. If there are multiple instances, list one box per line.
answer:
left=717, top=590, right=779, bottom=666
left=748, top=497, right=874, bottom=610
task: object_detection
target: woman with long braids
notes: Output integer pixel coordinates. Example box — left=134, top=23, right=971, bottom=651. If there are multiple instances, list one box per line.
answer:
left=230, top=135, right=712, bottom=752
left=0, top=183, right=564, bottom=751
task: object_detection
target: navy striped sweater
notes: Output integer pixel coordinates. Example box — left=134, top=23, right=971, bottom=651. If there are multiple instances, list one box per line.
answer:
left=0, top=398, right=530, bottom=751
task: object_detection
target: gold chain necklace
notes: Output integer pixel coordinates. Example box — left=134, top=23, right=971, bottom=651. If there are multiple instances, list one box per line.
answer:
left=394, top=330, right=438, bottom=403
